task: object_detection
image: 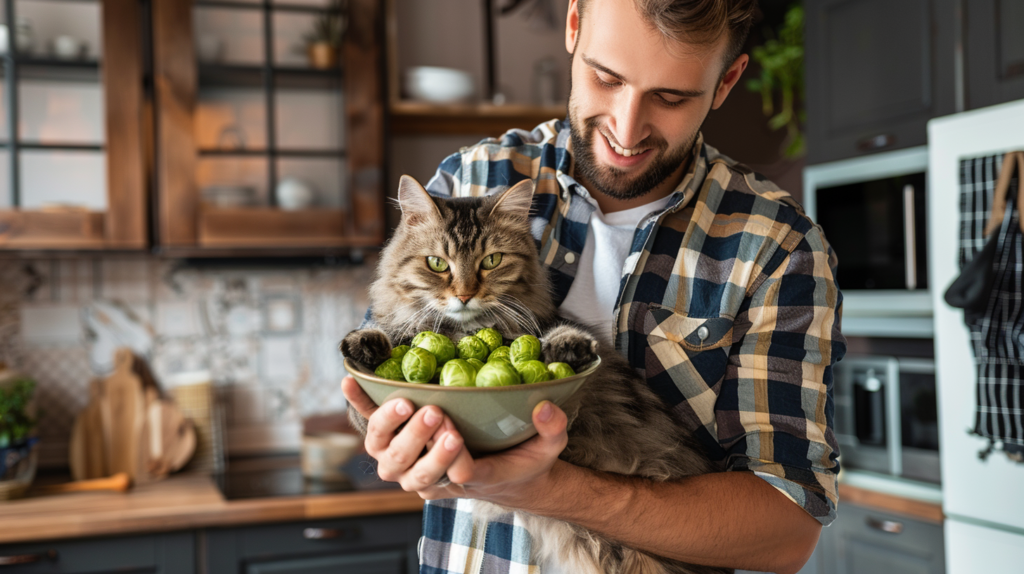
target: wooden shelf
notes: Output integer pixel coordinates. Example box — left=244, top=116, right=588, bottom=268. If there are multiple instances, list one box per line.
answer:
left=197, top=206, right=359, bottom=248
left=389, top=101, right=565, bottom=135
left=0, top=210, right=107, bottom=250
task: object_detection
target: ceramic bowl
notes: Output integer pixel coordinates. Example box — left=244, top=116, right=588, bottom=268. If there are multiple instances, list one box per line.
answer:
left=344, top=356, right=600, bottom=453
left=404, top=66, right=475, bottom=103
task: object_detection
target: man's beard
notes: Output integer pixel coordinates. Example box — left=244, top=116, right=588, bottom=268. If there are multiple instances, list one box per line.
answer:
left=568, top=97, right=698, bottom=202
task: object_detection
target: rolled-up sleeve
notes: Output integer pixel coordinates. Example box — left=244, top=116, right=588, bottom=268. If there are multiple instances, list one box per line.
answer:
left=718, top=225, right=846, bottom=526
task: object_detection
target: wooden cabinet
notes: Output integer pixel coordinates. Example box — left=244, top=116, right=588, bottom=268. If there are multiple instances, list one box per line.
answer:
left=0, top=0, right=147, bottom=250
left=804, top=0, right=958, bottom=165
left=152, top=0, right=387, bottom=256
left=964, top=0, right=1024, bottom=109
left=0, top=531, right=194, bottom=573
left=202, top=513, right=422, bottom=574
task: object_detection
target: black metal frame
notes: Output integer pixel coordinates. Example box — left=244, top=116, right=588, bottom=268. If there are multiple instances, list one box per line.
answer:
left=195, top=0, right=346, bottom=208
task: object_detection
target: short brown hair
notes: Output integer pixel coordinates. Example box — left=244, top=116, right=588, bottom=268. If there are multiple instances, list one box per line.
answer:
left=579, top=0, right=759, bottom=76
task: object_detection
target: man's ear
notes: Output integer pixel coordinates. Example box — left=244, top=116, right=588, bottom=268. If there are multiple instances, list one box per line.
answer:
left=490, top=179, right=535, bottom=221
left=565, top=0, right=580, bottom=54
left=397, top=175, right=441, bottom=226
left=712, top=53, right=750, bottom=110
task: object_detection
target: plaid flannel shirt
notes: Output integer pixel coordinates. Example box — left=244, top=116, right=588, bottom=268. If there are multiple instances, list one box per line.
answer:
left=413, top=119, right=846, bottom=574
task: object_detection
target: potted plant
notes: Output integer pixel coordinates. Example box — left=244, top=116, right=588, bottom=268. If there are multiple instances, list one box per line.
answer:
left=303, top=0, right=347, bottom=70
left=0, top=370, right=38, bottom=500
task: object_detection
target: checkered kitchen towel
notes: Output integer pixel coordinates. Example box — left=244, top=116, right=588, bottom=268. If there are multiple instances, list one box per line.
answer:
left=958, top=151, right=1024, bottom=461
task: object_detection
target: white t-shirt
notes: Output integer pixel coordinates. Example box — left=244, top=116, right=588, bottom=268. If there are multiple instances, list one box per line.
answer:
left=557, top=194, right=674, bottom=346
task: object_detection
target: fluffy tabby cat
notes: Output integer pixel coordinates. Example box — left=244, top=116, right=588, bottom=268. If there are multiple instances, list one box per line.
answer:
left=341, top=175, right=730, bottom=574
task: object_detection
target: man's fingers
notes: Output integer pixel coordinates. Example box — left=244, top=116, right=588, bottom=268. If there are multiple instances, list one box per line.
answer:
left=364, top=398, right=416, bottom=459
left=376, top=405, right=445, bottom=481
left=341, top=376, right=378, bottom=419
left=398, top=430, right=465, bottom=492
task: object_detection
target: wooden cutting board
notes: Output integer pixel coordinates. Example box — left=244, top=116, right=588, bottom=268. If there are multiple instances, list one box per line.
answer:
left=69, top=349, right=196, bottom=483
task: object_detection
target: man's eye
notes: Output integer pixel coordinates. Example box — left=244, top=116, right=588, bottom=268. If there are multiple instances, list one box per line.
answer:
left=595, top=73, right=619, bottom=88
left=481, top=253, right=503, bottom=270
left=657, top=93, right=685, bottom=107
left=426, top=256, right=449, bottom=272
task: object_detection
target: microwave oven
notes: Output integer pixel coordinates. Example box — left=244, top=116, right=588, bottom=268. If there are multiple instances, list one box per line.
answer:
left=833, top=355, right=940, bottom=484
left=804, top=146, right=933, bottom=337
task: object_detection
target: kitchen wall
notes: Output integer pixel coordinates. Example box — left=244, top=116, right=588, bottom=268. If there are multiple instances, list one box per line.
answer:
left=0, top=255, right=376, bottom=467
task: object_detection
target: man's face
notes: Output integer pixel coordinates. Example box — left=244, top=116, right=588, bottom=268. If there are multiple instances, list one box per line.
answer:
left=565, top=0, right=746, bottom=201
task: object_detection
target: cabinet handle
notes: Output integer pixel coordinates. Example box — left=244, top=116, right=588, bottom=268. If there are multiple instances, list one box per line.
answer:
left=0, top=550, right=58, bottom=566
left=857, top=133, right=896, bottom=152
left=903, top=184, right=917, bottom=290
left=866, top=517, right=904, bottom=534
left=303, top=527, right=360, bottom=541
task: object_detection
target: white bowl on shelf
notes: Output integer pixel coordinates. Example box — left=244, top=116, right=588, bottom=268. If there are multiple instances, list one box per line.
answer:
left=404, top=66, right=475, bottom=103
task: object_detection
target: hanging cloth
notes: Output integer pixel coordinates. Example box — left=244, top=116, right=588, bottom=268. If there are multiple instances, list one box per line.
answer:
left=947, top=151, right=1024, bottom=462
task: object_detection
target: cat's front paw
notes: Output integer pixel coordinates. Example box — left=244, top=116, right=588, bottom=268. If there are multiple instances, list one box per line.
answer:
left=541, top=324, right=599, bottom=372
left=340, top=328, right=393, bottom=371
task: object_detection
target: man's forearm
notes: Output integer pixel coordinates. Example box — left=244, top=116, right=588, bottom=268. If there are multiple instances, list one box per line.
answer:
left=493, top=460, right=821, bottom=574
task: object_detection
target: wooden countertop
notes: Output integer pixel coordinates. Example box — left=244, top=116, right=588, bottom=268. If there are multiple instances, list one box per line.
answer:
left=838, top=482, right=944, bottom=524
left=0, top=474, right=424, bottom=545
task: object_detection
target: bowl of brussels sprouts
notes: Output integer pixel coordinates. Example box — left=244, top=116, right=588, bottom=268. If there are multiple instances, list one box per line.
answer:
left=343, top=329, right=600, bottom=453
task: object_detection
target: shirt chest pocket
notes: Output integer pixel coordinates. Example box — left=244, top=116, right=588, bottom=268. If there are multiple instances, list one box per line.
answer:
left=642, top=304, right=734, bottom=352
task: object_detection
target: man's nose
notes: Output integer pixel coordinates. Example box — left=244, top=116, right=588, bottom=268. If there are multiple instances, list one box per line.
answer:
left=608, top=89, right=649, bottom=149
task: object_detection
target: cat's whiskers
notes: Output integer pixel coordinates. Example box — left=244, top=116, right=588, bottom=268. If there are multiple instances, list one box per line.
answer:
left=496, top=295, right=542, bottom=335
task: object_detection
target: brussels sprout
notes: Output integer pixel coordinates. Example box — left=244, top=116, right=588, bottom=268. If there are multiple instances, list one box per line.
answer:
left=488, top=345, right=512, bottom=363
left=516, top=360, right=553, bottom=384
left=374, top=358, right=406, bottom=381
left=440, top=359, right=478, bottom=387
left=415, top=332, right=456, bottom=365
left=457, top=335, right=489, bottom=362
left=466, top=358, right=486, bottom=372
left=510, top=335, right=542, bottom=365
left=475, top=327, right=503, bottom=352
left=411, top=331, right=435, bottom=347
left=401, top=346, right=437, bottom=384
left=475, top=360, right=522, bottom=387
left=547, top=362, right=576, bottom=379
left=390, top=345, right=411, bottom=361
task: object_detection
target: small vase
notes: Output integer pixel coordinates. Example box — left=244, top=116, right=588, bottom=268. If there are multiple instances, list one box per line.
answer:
left=0, top=437, right=38, bottom=501
left=307, top=42, right=338, bottom=70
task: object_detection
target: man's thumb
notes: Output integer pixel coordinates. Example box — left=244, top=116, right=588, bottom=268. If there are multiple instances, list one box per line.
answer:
left=532, top=401, right=568, bottom=443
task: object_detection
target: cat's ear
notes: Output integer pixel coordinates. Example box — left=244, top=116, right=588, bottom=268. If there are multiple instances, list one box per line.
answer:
left=490, top=179, right=535, bottom=221
left=397, top=175, right=442, bottom=226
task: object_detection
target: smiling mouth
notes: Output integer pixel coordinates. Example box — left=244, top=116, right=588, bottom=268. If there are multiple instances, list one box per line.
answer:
left=602, top=131, right=649, bottom=158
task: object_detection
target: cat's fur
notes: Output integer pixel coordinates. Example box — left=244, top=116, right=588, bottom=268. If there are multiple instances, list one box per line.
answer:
left=341, top=176, right=731, bottom=574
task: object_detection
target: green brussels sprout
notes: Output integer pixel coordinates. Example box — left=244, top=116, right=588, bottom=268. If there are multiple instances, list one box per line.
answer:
left=390, top=345, right=411, bottom=361
left=411, top=331, right=435, bottom=347
left=457, top=335, right=489, bottom=362
left=488, top=345, right=512, bottom=363
left=466, top=358, right=486, bottom=372
left=547, top=362, right=576, bottom=379
left=374, top=358, right=406, bottom=381
left=475, top=360, right=522, bottom=387
left=440, top=359, right=477, bottom=387
left=401, top=346, right=437, bottom=384
left=415, top=332, right=456, bottom=365
left=475, top=327, right=503, bottom=352
left=510, top=335, right=542, bottom=365
left=515, top=360, right=552, bottom=384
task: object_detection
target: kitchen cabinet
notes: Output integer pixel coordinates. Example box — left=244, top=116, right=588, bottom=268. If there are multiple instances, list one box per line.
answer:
left=964, top=0, right=1024, bottom=109
left=201, top=513, right=421, bottom=574
left=152, top=0, right=387, bottom=256
left=804, top=0, right=958, bottom=165
left=0, top=0, right=148, bottom=250
left=0, top=531, right=194, bottom=573
left=815, top=501, right=945, bottom=574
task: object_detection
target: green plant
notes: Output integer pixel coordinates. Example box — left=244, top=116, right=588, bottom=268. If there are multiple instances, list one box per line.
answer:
left=745, top=4, right=805, bottom=158
left=0, top=378, right=37, bottom=448
left=303, top=0, right=347, bottom=47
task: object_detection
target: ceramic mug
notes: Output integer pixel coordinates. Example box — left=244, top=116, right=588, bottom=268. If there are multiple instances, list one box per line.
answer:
left=54, top=35, right=81, bottom=59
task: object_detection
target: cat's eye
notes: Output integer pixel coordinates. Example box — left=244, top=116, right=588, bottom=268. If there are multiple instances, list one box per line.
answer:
left=481, top=253, right=503, bottom=270
left=426, top=256, right=449, bottom=272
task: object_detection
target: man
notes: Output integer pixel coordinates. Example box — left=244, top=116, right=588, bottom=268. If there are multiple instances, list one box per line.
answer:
left=342, top=0, right=845, bottom=572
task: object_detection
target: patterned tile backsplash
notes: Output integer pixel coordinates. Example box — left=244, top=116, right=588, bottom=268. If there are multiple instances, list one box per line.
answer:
left=0, top=255, right=377, bottom=467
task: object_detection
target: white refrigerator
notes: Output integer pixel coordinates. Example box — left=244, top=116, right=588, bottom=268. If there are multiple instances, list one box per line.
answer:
left=928, top=99, right=1024, bottom=573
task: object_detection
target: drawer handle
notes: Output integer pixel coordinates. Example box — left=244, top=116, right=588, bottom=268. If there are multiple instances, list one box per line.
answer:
left=857, top=133, right=896, bottom=152
left=303, top=527, right=360, bottom=541
left=866, top=517, right=904, bottom=534
left=0, top=550, right=59, bottom=566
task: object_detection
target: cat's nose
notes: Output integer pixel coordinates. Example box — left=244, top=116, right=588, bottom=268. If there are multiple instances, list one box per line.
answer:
left=457, top=294, right=473, bottom=304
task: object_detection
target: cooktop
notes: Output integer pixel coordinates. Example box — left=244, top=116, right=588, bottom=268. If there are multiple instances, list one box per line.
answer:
left=214, top=453, right=400, bottom=500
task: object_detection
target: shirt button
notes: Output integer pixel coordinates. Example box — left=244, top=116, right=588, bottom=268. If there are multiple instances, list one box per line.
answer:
left=697, top=326, right=710, bottom=341
left=564, top=252, right=576, bottom=264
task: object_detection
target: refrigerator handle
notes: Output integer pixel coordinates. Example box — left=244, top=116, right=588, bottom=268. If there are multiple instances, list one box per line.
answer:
left=903, top=184, right=918, bottom=290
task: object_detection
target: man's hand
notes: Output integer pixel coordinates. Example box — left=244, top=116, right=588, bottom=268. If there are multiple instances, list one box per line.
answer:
left=341, top=376, right=569, bottom=505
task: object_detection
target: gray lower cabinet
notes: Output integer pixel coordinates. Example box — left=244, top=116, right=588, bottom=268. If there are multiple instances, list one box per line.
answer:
left=815, top=503, right=944, bottom=574
left=0, top=531, right=194, bottom=574
left=965, top=0, right=1024, bottom=109
left=804, top=0, right=958, bottom=165
left=201, top=513, right=422, bottom=574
